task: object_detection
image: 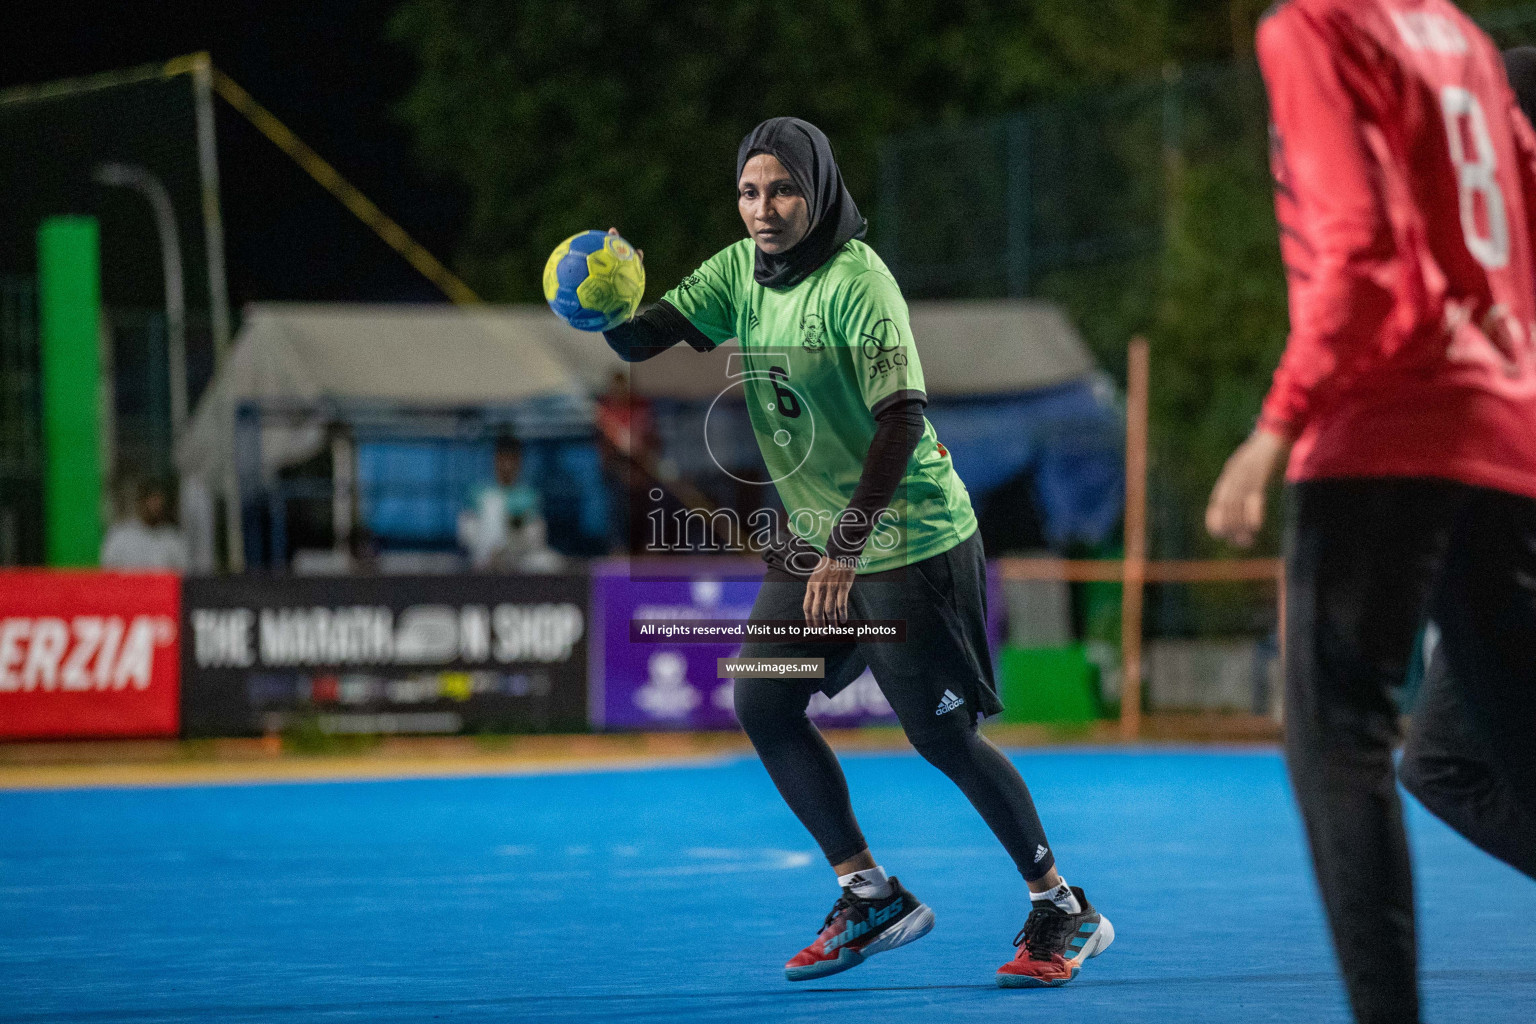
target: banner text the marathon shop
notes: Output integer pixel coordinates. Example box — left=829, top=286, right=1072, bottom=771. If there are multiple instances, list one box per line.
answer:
left=181, top=574, right=588, bottom=737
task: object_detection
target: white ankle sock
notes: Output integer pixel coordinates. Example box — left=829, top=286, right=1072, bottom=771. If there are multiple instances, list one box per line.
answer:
left=838, top=865, right=892, bottom=898
left=1032, top=879, right=1081, bottom=914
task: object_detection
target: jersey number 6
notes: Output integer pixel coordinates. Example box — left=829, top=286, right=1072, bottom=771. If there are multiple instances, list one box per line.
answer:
left=769, top=366, right=802, bottom=418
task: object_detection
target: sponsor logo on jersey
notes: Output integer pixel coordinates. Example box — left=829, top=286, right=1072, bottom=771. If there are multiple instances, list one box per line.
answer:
left=866, top=354, right=908, bottom=382
left=862, top=319, right=908, bottom=380
left=859, top=318, right=902, bottom=359
left=935, top=689, right=965, bottom=715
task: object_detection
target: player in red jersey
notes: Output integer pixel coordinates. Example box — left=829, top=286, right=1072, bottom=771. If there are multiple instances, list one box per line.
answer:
left=1206, top=2, right=1536, bottom=1022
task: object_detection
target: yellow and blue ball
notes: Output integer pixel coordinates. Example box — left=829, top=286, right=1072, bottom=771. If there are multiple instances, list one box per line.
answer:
left=542, top=230, right=645, bottom=332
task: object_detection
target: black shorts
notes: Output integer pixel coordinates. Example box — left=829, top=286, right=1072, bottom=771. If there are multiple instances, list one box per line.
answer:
left=737, top=530, right=1002, bottom=742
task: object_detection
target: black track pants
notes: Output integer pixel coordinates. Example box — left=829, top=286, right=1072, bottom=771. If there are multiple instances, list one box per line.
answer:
left=1399, top=629, right=1536, bottom=880
left=1284, top=479, right=1536, bottom=1024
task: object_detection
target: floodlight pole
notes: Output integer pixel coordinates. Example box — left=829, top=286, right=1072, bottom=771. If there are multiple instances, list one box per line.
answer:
left=94, top=162, right=187, bottom=439
left=191, top=53, right=232, bottom=361
left=190, top=52, right=242, bottom=571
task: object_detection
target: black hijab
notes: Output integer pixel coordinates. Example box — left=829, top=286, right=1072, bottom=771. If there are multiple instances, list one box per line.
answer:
left=1505, top=46, right=1536, bottom=126
left=736, top=117, right=867, bottom=289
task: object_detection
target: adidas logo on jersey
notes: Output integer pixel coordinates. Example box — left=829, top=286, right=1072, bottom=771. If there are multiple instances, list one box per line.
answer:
left=1034, top=845, right=1049, bottom=863
left=935, top=689, right=964, bottom=715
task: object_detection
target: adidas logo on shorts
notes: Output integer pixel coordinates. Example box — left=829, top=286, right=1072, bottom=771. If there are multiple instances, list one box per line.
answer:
left=935, top=689, right=965, bottom=715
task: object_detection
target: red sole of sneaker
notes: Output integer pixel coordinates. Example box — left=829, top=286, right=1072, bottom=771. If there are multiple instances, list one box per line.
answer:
left=996, top=965, right=1081, bottom=988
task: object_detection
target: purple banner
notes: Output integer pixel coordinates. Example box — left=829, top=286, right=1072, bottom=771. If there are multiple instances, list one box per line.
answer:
left=589, top=562, right=899, bottom=731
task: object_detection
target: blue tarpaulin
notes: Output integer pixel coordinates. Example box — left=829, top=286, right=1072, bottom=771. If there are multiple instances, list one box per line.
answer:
left=357, top=437, right=611, bottom=554
left=924, top=377, right=1123, bottom=548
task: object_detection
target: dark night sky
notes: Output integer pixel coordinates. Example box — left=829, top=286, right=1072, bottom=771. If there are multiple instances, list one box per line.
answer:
left=4, top=0, right=465, bottom=305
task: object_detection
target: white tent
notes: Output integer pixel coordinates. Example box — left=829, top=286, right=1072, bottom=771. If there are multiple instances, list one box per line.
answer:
left=906, top=299, right=1094, bottom=394
left=178, top=303, right=592, bottom=486
left=177, top=304, right=596, bottom=572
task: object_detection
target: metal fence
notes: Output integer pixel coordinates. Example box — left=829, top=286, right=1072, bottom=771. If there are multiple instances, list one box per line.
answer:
left=879, top=76, right=1173, bottom=299
left=0, top=276, right=42, bottom=565
left=877, top=61, right=1273, bottom=301
left=877, top=5, right=1536, bottom=302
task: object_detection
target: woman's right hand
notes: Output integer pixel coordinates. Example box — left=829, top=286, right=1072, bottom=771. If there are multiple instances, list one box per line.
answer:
left=607, top=227, right=643, bottom=262
left=803, top=555, right=856, bottom=628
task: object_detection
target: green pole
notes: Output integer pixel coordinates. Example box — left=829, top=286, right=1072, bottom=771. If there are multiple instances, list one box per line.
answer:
left=38, top=216, right=103, bottom=567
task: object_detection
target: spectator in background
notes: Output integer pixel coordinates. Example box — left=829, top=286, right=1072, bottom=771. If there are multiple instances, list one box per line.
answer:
left=595, top=369, right=656, bottom=460
left=595, top=369, right=663, bottom=553
left=457, top=432, right=561, bottom=572
left=101, top=479, right=188, bottom=571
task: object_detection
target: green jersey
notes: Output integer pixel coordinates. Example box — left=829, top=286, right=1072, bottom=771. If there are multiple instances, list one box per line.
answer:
left=662, top=238, right=978, bottom=573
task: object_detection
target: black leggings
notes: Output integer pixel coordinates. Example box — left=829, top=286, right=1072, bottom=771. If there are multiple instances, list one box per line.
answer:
left=731, top=535, right=1055, bottom=882
left=734, top=676, right=1055, bottom=879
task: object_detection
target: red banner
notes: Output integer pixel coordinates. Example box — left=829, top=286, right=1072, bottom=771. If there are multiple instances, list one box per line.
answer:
left=0, top=571, right=181, bottom=739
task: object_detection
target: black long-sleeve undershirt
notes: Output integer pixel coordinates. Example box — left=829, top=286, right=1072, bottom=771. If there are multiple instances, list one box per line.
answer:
left=826, top=398, right=924, bottom=563
left=604, top=302, right=925, bottom=564
left=602, top=300, right=715, bottom=362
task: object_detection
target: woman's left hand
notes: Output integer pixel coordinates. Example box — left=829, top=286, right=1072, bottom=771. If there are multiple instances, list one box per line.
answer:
left=1205, top=427, right=1290, bottom=548
left=804, top=555, right=856, bottom=628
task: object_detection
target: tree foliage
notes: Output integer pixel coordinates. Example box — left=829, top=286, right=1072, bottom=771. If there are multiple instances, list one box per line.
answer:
left=390, top=0, right=1236, bottom=301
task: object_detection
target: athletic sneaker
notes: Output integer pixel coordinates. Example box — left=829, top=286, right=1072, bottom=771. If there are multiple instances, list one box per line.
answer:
left=996, top=886, right=1114, bottom=988
left=784, top=876, right=935, bottom=981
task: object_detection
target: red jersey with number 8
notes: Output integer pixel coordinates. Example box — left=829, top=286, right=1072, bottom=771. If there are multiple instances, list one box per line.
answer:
left=1258, top=0, right=1536, bottom=498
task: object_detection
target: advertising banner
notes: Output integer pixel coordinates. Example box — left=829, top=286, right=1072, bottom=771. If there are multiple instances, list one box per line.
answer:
left=0, top=571, right=181, bottom=739
left=181, top=574, right=588, bottom=737
left=590, top=564, right=901, bottom=731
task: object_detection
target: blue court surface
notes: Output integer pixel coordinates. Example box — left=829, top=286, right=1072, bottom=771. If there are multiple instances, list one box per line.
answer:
left=2, top=749, right=1533, bottom=1024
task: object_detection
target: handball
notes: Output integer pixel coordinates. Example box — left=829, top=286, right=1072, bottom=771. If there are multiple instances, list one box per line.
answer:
left=543, top=230, right=645, bottom=332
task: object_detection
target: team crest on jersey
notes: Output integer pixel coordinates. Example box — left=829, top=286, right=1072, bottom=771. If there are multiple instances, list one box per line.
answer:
left=800, top=312, right=827, bottom=350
